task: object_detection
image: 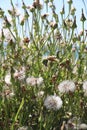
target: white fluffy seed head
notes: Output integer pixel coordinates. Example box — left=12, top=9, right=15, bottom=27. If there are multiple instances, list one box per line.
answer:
left=83, top=81, right=87, bottom=91
left=14, top=67, right=26, bottom=81
left=26, top=77, right=43, bottom=86
left=37, top=91, right=44, bottom=98
left=5, top=73, right=11, bottom=85
left=82, top=81, right=87, bottom=96
left=6, top=91, right=15, bottom=99
left=79, top=123, right=87, bottom=129
left=18, top=126, right=28, bottom=130
left=26, top=77, right=37, bottom=86
left=36, top=77, right=43, bottom=85
left=44, top=95, right=62, bottom=110
left=58, top=80, right=76, bottom=93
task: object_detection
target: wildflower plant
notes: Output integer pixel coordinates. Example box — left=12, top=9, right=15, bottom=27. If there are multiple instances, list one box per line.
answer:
left=0, top=0, right=87, bottom=130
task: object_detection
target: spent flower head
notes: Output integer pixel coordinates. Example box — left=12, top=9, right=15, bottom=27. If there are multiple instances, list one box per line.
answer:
left=67, top=0, right=73, bottom=4
left=5, top=73, right=11, bottom=85
left=44, top=95, right=63, bottom=110
left=65, top=18, right=73, bottom=28
left=26, top=77, right=43, bottom=86
left=79, top=123, right=87, bottom=129
left=37, top=91, right=44, bottom=98
left=5, top=90, right=15, bottom=99
left=33, top=1, right=42, bottom=10
left=8, top=7, right=20, bottom=17
left=58, top=80, right=76, bottom=93
left=82, top=81, right=87, bottom=96
left=70, top=6, right=76, bottom=15
left=18, top=126, right=28, bottom=130
left=50, top=21, right=58, bottom=29
left=82, top=81, right=87, bottom=91
left=20, top=14, right=27, bottom=25
left=41, top=13, right=49, bottom=19
left=27, top=5, right=35, bottom=12
left=14, top=67, right=26, bottom=81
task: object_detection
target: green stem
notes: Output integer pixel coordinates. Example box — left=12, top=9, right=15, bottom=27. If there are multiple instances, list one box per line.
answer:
left=8, top=28, right=16, bottom=41
left=82, top=21, right=84, bottom=43
left=10, top=98, right=24, bottom=130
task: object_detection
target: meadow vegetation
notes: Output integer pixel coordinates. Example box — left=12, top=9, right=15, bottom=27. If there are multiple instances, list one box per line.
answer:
left=0, top=0, right=87, bottom=129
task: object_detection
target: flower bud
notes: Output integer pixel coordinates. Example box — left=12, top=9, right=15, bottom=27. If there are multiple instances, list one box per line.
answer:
left=72, top=16, right=77, bottom=29
left=0, top=8, right=4, bottom=18
left=70, top=6, right=76, bottom=15
left=67, top=0, right=73, bottom=4
left=50, top=21, right=58, bottom=29
left=80, top=9, right=86, bottom=22
left=60, top=6, right=65, bottom=15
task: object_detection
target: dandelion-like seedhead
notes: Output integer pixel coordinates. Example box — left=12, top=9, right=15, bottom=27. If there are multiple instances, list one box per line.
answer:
left=83, top=81, right=87, bottom=91
left=26, top=77, right=43, bottom=86
left=5, top=91, right=15, bottom=99
left=36, top=77, right=43, bottom=85
left=82, top=81, right=87, bottom=96
left=4, top=73, right=11, bottom=85
left=44, top=95, right=63, bottom=110
left=18, top=126, right=28, bottom=130
left=58, top=80, right=76, bottom=93
left=79, top=123, right=87, bottom=129
left=37, top=90, right=44, bottom=98
left=66, top=117, right=87, bottom=130
left=14, top=67, right=26, bottom=81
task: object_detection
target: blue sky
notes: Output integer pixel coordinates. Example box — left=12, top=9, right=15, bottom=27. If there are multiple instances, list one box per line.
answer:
left=0, top=0, right=87, bottom=32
